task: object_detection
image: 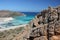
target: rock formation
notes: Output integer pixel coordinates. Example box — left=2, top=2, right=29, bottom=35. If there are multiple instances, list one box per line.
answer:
left=25, top=6, right=60, bottom=40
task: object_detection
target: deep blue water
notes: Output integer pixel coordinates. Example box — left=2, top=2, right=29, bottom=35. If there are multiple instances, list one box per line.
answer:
left=22, top=12, right=39, bottom=16
left=10, top=12, right=39, bottom=26
left=1, top=12, right=39, bottom=28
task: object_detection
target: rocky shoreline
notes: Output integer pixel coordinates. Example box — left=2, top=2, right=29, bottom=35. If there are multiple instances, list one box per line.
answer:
left=0, top=6, right=60, bottom=40
left=26, top=6, right=60, bottom=40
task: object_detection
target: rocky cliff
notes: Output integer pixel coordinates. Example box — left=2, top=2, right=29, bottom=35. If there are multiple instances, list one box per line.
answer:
left=0, top=10, right=25, bottom=17
left=25, top=6, right=60, bottom=40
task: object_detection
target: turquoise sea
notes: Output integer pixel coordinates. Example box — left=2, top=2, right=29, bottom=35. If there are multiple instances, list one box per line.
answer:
left=10, top=16, right=34, bottom=26
left=0, top=12, right=39, bottom=28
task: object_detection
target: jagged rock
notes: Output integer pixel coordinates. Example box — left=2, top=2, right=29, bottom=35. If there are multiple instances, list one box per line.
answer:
left=55, top=22, right=60, bottom=35
left=44, top=24, right=48, bottom=36
left=27, top=6, right=60, bottom=40
left=48, top=23, right=55, bottom=36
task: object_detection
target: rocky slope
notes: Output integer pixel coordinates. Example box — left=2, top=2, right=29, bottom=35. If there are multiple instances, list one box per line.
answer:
left=25, top=6, right=60, bottom=40
left=0, top=6, right=60, bottom=40
left=12, top=6, right=60, bottom=40
left=0, top=10, right=25, bottom=17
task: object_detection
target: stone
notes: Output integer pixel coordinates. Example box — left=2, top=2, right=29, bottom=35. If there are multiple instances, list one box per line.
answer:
left=55, top=22, right=60, bottom=35
left=34, top=36, right=47, bottom=40
left=50, top=36, right=60, bottom=40
left=48, top=24, right=55, bottom=36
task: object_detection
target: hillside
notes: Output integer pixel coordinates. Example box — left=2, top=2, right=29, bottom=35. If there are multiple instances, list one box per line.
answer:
left=0, top=10, right=25, bottom=17
left=9, top=6, right=60, bottom=40
left=26, top=6, right=60, bottom=40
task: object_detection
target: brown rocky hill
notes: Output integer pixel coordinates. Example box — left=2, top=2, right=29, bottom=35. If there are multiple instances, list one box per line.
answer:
left=0, top=10, right=25, bottom=17
left=24, top=6, right=60, bottom=40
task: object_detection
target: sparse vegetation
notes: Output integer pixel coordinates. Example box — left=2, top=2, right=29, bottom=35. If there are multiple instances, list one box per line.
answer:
left=0, top=26, right=24, bottom=40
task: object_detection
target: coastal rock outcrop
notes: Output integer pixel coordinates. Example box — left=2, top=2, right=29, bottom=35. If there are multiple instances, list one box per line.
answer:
left=25, top=6, right=60, bottom=40
left=8, top=6, right=60, bottom=40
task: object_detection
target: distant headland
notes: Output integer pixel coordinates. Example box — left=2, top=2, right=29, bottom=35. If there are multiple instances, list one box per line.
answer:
left=0, top=10, right=25, bottom=17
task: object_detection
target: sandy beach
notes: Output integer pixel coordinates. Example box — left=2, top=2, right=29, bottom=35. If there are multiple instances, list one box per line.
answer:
left=0, top=24, right=28, bottom=31
left=0, top=17, right=29, bottom=31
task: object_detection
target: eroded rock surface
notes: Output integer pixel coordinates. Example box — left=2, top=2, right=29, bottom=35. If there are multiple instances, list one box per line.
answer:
left=26, top=6, right=60, bottom=40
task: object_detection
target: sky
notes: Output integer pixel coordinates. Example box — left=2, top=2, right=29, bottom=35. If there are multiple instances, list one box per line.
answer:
left=0, top=0, right=60, bottom=12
